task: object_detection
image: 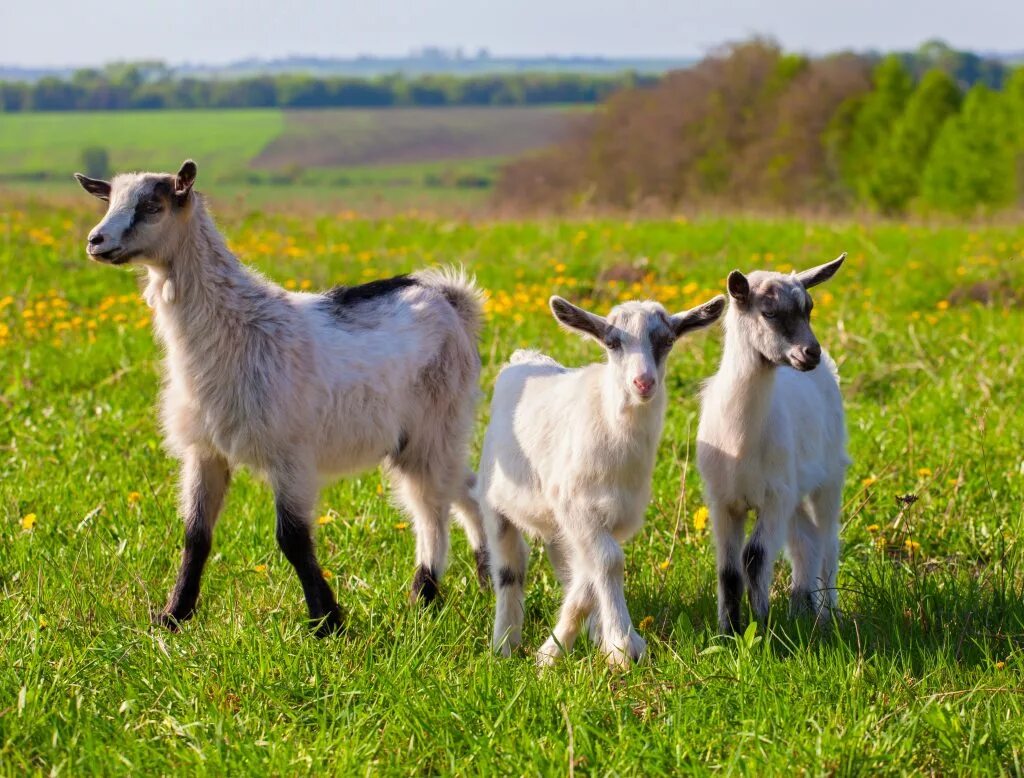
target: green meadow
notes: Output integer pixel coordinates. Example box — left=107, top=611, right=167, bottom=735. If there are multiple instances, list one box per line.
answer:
left=1, top=192, right=1023, bottom=773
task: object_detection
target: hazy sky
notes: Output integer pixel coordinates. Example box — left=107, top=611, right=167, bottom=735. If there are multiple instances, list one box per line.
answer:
left=2, top=0, right=1021, bottom=67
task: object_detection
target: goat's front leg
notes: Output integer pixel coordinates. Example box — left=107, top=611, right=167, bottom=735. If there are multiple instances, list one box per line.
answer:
left=536, top=570, right=594, bottom=667
left=154, top=449, right=230, bottom=630
left=487, top=509, right=529, bottom=656
left=710, top=499, right=746, bottom=635
left=743, top=496, right=792, bottom=625
left=575, top=530, right=644, bottom=668
left=271, top=468, right=342, bottom=636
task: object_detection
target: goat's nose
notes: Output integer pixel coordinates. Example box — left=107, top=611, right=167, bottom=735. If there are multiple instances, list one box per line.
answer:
left=633, top=375, right=656, bottom=395
left=88, top=232, right=105, bottom=247
left=803, top=343, right=821, bottom=362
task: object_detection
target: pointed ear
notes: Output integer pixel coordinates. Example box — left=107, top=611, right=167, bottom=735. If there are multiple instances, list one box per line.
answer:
left=795, top=252, right=846, bottom=289
left=74, top=173, right=111, bottom=201
left=549, top=296, right=610, bottom=342
left=727, top=270, right=750, bottom=304
left=670, top=295, right=726, bottom=338
left=174, top=159, right=197, bottom=203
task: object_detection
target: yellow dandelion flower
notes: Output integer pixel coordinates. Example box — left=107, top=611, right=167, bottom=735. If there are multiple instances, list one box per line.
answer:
left=916, top=468, right=932, bottom=478
left=284, top=279, right=298, bottom=290
left=39, top=616, right=48, bottom=629
left=936, top=300, right=949, bottom=311
left=21, top=513, right=37, bottom=531
left=394, top=522, right=409, bottom=530
left=376, top=483, right=384, bottom=496
left=659, top=559, right=670, bottom=571
left=127, top=491, right=142, bottom=505
left=866, top=524, right=880, bottom=533
left=693, top=505, right=709, bottom=532
left=862, top=476, right=877, bottom=487
left=322, top=569, right=334, bottom=580
left=638, top=616, right=654, bottom=631
left=996, top=661, right=1006, bottom=670
left=300, top=279, right=313, bottom=290
left=317, top=514, right=333, bottom=526
left=253, top=564, right=268, bottom=573
left=904, top=539, right=921, bottom=554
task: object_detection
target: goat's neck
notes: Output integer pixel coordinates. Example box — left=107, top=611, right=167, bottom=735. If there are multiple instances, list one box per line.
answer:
left=712, top=325, right=777, bottom=446
left=598, top=369, right=667, bottom=443
left=145, top=201, right=258, bottom=340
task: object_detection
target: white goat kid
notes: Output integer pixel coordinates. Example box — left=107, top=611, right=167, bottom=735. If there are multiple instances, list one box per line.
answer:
left=478, top=293, right=725, bottom=667
left=697, top=254, right=849, bottom=634
left=75, top=161, right=489, bottom=635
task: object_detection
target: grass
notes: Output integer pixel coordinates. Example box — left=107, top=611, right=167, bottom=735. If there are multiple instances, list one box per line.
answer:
left=1, top=193, right=1023, bottom=774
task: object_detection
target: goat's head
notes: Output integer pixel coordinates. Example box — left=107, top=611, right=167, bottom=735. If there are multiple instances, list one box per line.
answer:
left=725, top=253, right=846, bottom=372
left=74, top=160, right=197, bottom=266
left=549, top=294, right=725, bottom=405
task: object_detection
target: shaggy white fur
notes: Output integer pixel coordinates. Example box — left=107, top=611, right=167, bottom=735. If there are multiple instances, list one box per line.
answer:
left=697, top=254, right=850, bottom=634
left=76, top=161, right=488, bottom=634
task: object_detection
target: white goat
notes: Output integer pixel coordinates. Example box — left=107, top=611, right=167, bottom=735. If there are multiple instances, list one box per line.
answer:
left=478, top=293, right=725, bottom=667
left=697, top=254, right=849, bottom=634
left=75, top=160, right=489, bottom=635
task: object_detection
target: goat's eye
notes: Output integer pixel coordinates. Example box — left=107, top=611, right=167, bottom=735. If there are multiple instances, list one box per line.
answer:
left=605, top=336, right=621, bottom=350
left=143, top=201, right=162, bottom=214
left=762, top=309, right=777, bottom=320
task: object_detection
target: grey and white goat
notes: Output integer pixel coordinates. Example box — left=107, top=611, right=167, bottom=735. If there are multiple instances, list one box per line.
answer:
left=75, top=160, right=488, bottom=634
left=697, top=254, right=850, bottom=634
left=477, top=293, right=725, bottom=667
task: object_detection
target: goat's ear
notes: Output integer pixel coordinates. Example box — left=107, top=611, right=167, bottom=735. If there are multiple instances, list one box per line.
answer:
left=549, top=296, right=609, bottom=342
left=727, top=270, right=750, bottom=304
left=795, top=252, right=846, bottom=289
left=670, top=294, right=726, bottom=338
left=74, top=173, right=111, bottom=201
left=174, top=159, right=197, bottom=203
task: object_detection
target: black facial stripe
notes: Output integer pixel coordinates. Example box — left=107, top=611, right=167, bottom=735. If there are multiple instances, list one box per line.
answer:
left=649, top=329, right=674, bottom=364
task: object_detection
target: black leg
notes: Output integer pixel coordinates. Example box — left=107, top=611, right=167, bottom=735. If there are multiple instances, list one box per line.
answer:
left=154, top=454, right=229, bottom=631
left=719, top=566, right=743, bottom=635
left=410, top=564, right=440, bottom=604
left=275, top=499, right=342, bottom=636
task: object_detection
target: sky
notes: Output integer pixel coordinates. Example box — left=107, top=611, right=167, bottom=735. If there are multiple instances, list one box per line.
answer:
left=2, top=0, right=1022, bottom=67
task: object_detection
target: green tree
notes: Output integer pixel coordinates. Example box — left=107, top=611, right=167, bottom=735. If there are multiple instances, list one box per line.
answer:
left=920, top=84, right=1016, bottom=213
left=867, top=70, right=961, bottom=213
left=833, top=55, right=913, bottom=200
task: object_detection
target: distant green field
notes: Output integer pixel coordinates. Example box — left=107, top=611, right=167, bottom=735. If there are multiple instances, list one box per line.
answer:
left=0, top=110, right=285, bottom=179
left=0, top=107, right=574, bottom=197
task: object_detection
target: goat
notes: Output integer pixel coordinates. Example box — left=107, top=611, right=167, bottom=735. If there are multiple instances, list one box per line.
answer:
left=697, top=254, right=849, bottom=634
left=75, top=160, right=489, bottom=635
left=477, top=293, right=725, bottom=667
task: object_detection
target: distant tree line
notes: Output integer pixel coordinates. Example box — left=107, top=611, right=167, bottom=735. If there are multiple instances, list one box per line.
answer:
left=498, top=40, right=1024, bottom=215
left=0, top=64, right=657, bottom=111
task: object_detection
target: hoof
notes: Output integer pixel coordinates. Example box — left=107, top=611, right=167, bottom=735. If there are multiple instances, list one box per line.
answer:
left=312, top=606, right=344, bottom=638
left=151, top=609, right=188, bottom=632
left=604, top=631, right=646, bottom=669
left=410, top=565, right=440, bottom=606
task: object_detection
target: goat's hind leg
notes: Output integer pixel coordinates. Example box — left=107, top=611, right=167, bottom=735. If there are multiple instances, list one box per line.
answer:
left=453, top=470, right=490, bottom=590
left=154, top=449, right=230, bottom=631
left=271, top=465, right=342, bottom=636
left=391, top=465, right=453, bottom=605
left=786, top=499, right=825, bottom=620
left=811, top=481, right=843, bottom=622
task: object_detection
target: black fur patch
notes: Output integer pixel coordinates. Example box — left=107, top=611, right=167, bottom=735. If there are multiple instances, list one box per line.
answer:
left=742, top=543, right=765, bottom=586
left=394, top=430, right=410, bottom=457
left=497, top=566, right=524, bottom=588
left=411, top=564, right=439, bottom=604
left=495, top=512, right=512, bottom=538
left=720, top=566, right=743, bottom=632
left=323, top=275, right=418, bottom=307
left=474, top=547, right=491, bottom=590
